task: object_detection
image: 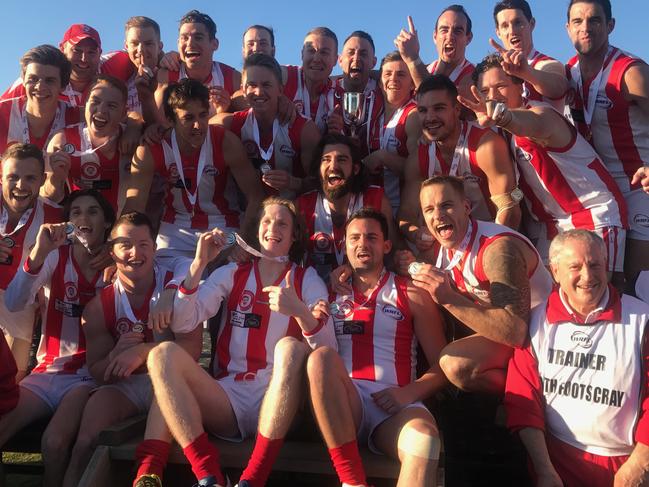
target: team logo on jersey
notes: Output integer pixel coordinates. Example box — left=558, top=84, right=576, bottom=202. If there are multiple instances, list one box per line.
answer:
left=239, top=290, right=254, bottom=311
left=203, top=165, right=219, bottom=177
left=515, top=147, right=532, bottom=163
left=294, top=100, right=304, bottom=114
left=167, top=163, right=180, bottom=185
left=64, top=281, right=79, bottom=301
left=382, top=304, right=404, bottom=321
left=595, top=94, right=613, bottom=110
left=279, top=145, right=296, bottom=157
left=132, top=322, right=145, bottom=333
left=313, top=232, right=333, bottom=252
left=62, top=143, right=76, bottom=155
left=570, top=331, right=593, bottom=349
left=81, top=161, right=100, bottom=179
left=244, top=140, right=261, bottom=159
left=116, top=318, right=132, bottom=335
left=633, top=214, right=649, bottom=228
left=333, top=299, right=354, bottom=319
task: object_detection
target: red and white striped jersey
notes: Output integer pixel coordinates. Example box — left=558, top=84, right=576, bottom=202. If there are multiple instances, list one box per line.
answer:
left=1, top=51, right=134, bottom=108
left=418, top=121, right=496, bottom=222
left=100, top=263, right=177, bottom=347
left=5, top=245, right=104, bottom=374
left=427, top=58, right=475, bottom=87
left=0, top=96, right=79, bottom=153
left=436, top=219, right=553, bottom=308
left=330, top=270, right=416, bottom=387
left=510, top=114, right=627, bottom=238
left=297, top=187, right=383, bottom=277
left=526, top=288, right=649, bottom=456
left=64, top=123, right=129, bottom=211
left=230, top=109, right=307, bottom=198
left=566, top=47, right=649, bottom=193
left=0, top=197, right=61, bottom=291
left=377, top=101, right=416, bottom=212
left=525, top=50, right=561, bottom=106
left=167, top=61, right=237, bottom=96
left=333, top=78, right=384, bottom=158
left=151, top=125, right=241, bottom=231
left=172, top=260, right=335, bottom=379
left=283, top=65, right=334, bottom=133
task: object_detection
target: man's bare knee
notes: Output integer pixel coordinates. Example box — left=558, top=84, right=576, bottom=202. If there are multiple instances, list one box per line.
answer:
left=147, top=340, right=183, bottom=374
left=439, top=353, right=476, bottom=390
left=273, top=336, right=309, bottom=373
left=306, top=346, right=338, bottom=382
left=41, top=429, right=73, bottom=460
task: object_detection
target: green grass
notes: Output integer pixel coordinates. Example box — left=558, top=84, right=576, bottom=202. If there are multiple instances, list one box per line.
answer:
left=2, top=452, right=42, bottom=487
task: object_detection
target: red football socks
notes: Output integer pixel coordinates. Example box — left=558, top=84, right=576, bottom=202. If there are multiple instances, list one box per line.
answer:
left=328, top=439, right=368, bottom=486
left=239, top=432, right=285, bottom=486
left=183, top=432, right=225, bottom=485
left=134, top=439, right=171, bottom=483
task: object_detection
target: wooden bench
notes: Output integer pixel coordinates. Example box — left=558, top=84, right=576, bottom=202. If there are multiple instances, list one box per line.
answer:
left=79, top=415, right=445, bottom=486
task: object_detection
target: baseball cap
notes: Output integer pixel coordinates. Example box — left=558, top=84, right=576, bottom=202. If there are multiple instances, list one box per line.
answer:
left=59, top=24, right=101, bottom=50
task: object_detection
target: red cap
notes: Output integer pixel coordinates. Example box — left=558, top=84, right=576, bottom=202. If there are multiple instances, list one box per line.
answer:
left=59, top=24, right=101, bottom=50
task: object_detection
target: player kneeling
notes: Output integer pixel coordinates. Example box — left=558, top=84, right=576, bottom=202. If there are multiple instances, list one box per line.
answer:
left=307, top=208, right=447, bottom=487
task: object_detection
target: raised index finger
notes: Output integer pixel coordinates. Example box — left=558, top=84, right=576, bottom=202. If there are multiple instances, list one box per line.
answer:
left=489, top=38, right=507, bottom=53
left=407, top=15, right=416, bottom=33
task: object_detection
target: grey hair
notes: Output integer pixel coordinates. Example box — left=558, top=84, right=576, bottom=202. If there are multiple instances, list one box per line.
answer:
left=548, top=229, right=606, bottom=266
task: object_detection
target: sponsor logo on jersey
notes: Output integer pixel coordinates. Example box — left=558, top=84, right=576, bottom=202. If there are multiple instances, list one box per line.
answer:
left=279, top=144, right=296, bottom=157
left=595, top=94, right=613, bottom=110
left=382, top=304, right=404, bottom=321
left=633, top=214, right=649, bottom=228
left=203, top=165, right=219, bottom=177
left=570, top=330, right=593, bottom=349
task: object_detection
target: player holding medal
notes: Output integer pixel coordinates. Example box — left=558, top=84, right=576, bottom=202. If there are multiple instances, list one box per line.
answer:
left=216, top=53, right=321, bottom=200
left=135, top=197, right=335, bottom=487
left=126, top=78, right=262, bottom=265
left=61, top=211, right=191, bottom=487
left=413, top=175, right=552, bottom=394
left=307, top=207, right=447, bottom=487
left=1, top=189, right=114, bottom=486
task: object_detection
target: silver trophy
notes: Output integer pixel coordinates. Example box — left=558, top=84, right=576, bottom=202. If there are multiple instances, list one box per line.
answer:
left=342, top=92, right=366, bottom=137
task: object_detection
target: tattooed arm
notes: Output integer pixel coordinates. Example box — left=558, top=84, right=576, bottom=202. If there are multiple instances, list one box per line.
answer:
left=412, top=236, right=530, bottom=347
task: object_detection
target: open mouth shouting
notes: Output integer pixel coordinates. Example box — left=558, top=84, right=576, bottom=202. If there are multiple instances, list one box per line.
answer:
left=91, top=114, right=109, bottom=130
left=325, top=171, right=346, bottom=188
left=183, top=50, right=202, bottom=62
left=509, top=36, right=522, bottom=49
left=11, top=190, right=32, bottom=202
left=126, top=259, right=145, bottom=269
left=435, top=222, right=455, bottom=241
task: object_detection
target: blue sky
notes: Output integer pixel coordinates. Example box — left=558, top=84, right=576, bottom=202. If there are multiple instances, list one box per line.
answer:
left=1, top=0, right=647, bottom=88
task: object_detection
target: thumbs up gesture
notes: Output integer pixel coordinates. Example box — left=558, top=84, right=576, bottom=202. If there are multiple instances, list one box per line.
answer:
left=262, top=267, right=307, bottom=318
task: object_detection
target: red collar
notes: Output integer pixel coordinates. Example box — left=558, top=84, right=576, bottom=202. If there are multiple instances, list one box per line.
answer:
left=546, top=284, right=621, bottom=325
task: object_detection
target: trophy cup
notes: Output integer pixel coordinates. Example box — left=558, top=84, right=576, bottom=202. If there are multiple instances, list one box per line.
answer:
left=342, top=92, right=366, bottom=137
